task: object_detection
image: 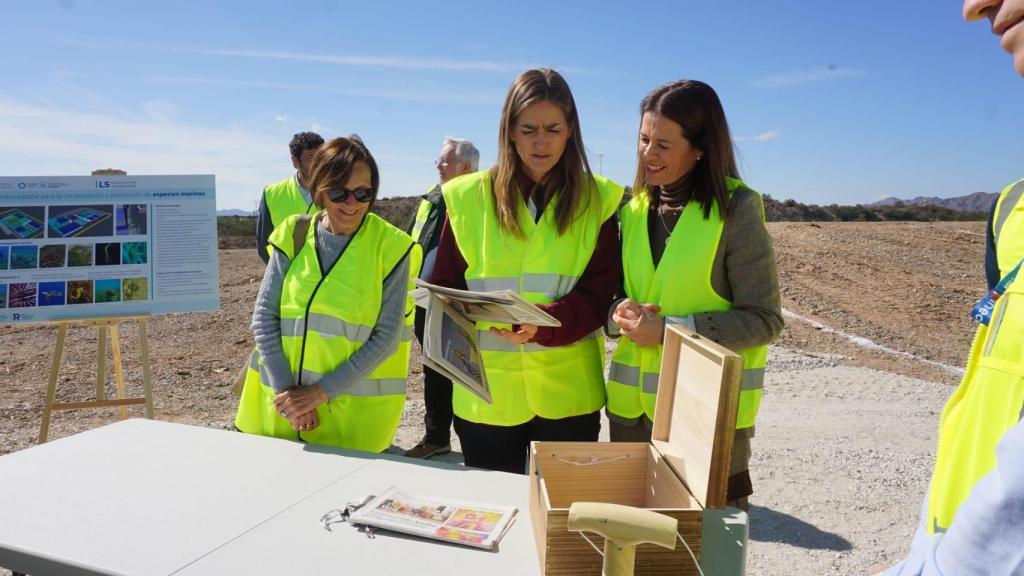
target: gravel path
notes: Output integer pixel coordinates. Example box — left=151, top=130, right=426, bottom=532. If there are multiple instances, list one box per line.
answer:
left=746, top=347, right=947, bottom=575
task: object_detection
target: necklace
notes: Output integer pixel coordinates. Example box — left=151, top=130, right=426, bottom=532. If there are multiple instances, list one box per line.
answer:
left=657, top=205, right=677, bottom=245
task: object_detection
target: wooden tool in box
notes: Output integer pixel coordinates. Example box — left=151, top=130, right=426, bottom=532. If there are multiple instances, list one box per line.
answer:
left=529, top=325, right=743, bottom=575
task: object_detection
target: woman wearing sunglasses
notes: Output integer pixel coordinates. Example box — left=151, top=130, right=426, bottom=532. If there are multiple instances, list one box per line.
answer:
left=607, top=80, right=782, bottom=510
left=235, top=136, right=422, bottom=453
left=431, top=69, right=624, bottom=473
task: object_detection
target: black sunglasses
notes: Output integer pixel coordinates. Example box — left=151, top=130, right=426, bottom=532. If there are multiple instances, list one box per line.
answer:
left=325, top=187, right=375, bottom=204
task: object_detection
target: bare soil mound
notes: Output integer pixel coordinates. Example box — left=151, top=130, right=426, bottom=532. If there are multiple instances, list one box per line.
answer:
left=772, top=221, right=985, bottom=385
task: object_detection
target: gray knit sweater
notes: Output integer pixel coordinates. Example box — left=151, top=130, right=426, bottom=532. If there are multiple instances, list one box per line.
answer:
left=251, top=217, right=409, bottom=399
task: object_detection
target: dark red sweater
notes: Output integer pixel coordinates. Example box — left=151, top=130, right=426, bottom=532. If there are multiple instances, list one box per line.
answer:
left=430, top=213, right=622, bottom=348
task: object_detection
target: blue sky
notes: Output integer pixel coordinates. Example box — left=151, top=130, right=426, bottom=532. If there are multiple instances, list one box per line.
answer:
left=2, top=0, right=1022, bottom=210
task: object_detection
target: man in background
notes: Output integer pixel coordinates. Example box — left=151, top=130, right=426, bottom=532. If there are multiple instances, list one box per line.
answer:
left=254, top=132, right=324, bottom=264
left=404, top=137, right=479, bottom=459
left=879, top=1, right=1024, bottom=574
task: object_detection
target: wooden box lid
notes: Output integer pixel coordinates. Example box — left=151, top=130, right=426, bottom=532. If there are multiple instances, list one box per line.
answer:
left=649, top=325, right=743, bottom=509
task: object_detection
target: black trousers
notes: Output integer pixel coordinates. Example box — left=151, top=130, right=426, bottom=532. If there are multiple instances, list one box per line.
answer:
left=414, top=307, right=454, bottom=445
left=454, top=410, right=601, bottom=475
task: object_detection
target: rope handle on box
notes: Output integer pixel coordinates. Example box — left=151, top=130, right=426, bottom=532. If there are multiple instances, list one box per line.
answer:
left=574, top=530, right=707, bottom=576
left=552, top=454, right=630, bottom=466
left=550, top=453, right=704, bottom=511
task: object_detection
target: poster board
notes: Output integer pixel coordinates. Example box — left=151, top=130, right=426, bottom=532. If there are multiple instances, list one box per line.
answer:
left=0, top=175, right=219, bottom=323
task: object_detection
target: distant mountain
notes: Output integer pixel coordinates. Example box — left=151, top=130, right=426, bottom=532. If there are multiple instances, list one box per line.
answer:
left=870, top=191, right=998, bottom=213
left=217, top=209, right=253, bottom=217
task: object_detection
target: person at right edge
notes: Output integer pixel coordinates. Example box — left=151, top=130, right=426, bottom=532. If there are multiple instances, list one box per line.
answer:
left=877, top=0, right=1024, bottom=574
left=431, top=68, right=624, bottom=474
left=607, top=80, right=783, bottom=512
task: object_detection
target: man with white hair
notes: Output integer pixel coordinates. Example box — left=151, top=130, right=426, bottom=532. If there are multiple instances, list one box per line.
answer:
left=404, top=137, right=479, bottom=459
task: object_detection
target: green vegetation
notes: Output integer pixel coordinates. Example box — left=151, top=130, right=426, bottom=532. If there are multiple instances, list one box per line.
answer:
left=215, top=194, right=987, bottom=240
left=763, top=196, right=988, bottom=222
left=218, top=216, right=256, bottom=237
left=216, top=197, right=421, bottom=238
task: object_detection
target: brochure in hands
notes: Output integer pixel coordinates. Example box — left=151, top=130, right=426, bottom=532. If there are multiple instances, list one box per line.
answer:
left=414, top=280, right=560, bottom=405
left=345, top=486, right=518, bottom=551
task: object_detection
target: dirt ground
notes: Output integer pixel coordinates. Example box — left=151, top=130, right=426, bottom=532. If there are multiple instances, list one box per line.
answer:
left=0, top=221, right=989, bottom=574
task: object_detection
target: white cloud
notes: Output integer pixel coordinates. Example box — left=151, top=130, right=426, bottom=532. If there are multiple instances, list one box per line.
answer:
left=0, top=96, right=437, bottom=208
left=141, top=99, right=178, bottom=122
left=0, top=96, right=283, bottom=211
left=736, top=130, right=781, bottom=143
left=145, top=75, right=497, bottom=104
left=274, top=114, right=288, bottom=123
left=59, top=39, right=596, bottom=76
left=751, top=66, right=866, bottom=88
left=171, top=46, right=563, bottom=73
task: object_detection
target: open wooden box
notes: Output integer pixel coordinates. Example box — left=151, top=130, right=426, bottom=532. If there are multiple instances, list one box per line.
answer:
left=529, top=325, right=743, bottom=575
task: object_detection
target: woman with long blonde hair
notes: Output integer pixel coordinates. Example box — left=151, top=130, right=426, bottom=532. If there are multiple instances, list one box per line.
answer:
left=431, top=68, right=624, bottom=473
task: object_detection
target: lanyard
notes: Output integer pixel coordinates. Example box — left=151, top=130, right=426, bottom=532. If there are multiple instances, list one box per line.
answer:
left=971, top=258, right=1024, bottom=325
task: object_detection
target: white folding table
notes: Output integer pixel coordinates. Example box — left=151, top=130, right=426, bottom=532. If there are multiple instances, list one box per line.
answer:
left=0, top=419, right=746, bottom=575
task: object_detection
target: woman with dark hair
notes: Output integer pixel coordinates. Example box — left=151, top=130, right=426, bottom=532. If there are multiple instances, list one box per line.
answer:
left=235, top=136, right=421, bottom=453
left=431, top=68, right=624, bottom=473
left=608, top=80, right=783, bottom=509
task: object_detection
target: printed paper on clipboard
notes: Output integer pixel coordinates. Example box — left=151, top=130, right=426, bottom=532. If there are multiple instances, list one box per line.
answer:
left=423, top=294, right=491, bottom=404
left=414, top=279, right=560, bottom=327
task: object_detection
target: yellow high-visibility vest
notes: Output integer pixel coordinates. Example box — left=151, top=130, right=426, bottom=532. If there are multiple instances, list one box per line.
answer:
left=442, top=170, right=624, bottom=426
left=929, top=180, right=1024, bottom=533
left=235, top=212, right=422, bottom=453
left=411, top=196, right=434, bottom=243
left=991, top=178, right=1024, bottom=277
left=264, top=176, right=315, bottom=243
left=608, top=179, right=768, bottom=429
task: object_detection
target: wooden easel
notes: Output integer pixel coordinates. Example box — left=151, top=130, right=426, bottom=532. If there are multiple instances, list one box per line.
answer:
left=38, top=315, right=154, bottom=443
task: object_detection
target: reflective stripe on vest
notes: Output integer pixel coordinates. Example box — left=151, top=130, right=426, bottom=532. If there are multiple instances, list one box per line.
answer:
left=608, top=361, right=765, bottom=394
left=992, top=178, right=1024, bottom=278
left=442, top=170, right=624, bottom=425
left=234, top=212, right=422, bottom=453
left=466, top=274, right=581, bottom=300
left=265, top=175, right=315, bottom=231
left=279, top=313, right=374, bottom=344
left=411, top=197, right=433, bottom=243
left=927, top=275, right=1024, bottom=533
left=608, top=179, right=769, bottom=430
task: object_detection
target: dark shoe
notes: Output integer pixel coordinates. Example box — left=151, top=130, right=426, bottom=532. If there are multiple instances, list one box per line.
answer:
left=403, top=440, right=451, bottom=459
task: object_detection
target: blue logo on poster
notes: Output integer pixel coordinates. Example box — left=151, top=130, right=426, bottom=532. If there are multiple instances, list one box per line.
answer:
left=17, top=182, right=26, bottom=189
left=96, top=181, right=111, bottom=188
